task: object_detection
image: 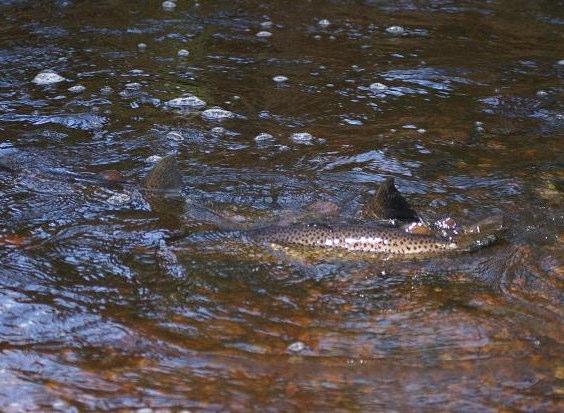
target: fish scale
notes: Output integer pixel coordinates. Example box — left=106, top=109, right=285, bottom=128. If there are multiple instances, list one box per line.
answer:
left=248, top=223, right=458, bottom=255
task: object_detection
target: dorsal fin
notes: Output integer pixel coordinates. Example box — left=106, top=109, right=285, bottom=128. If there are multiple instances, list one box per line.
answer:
left=362, top=178, right=419, bottom=222
left=143, top=155, right=183, bottom=191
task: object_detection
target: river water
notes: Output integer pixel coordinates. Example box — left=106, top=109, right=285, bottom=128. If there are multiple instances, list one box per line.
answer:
left=0, top=0, right=562, bottom=411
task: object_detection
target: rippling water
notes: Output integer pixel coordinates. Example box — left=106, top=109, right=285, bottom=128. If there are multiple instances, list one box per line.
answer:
left=0, top=0, right=562, bottom=410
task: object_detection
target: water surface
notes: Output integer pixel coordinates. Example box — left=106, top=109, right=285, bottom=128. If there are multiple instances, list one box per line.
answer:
left=0, top=0, right=562, bottom=411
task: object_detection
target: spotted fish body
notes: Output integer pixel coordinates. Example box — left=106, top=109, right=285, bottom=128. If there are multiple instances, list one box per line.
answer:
left=248, top=223, right=459, bottom=255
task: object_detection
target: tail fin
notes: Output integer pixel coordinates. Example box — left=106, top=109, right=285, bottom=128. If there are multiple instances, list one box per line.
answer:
left=455, top=215, right=505, bottom=252
left=144, top=155, right=245, bottom=231
left=143, top=155, right=183, bottom=191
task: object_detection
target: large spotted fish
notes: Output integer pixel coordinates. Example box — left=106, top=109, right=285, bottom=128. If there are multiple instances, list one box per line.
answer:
left=246, top=221, right=499, bottom=255
left=244, top=177, right=501, bottom=255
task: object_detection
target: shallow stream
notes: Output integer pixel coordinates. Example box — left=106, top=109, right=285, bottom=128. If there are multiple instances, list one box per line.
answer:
left=0, top=0, right=562, bottom=410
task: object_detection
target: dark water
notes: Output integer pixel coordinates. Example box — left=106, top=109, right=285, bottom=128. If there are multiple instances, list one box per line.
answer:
left=1, top=0, right=563, bottom=410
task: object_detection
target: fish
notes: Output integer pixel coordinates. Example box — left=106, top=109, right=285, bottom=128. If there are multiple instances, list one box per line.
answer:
left=246, top=220, right=500, bottom=256
left=247, top=223, right=458, bottom=255
left=141, top=156, right=503, bottom=256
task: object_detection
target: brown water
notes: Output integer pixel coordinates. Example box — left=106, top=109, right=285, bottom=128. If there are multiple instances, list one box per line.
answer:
left=0, top=0, right=563, bottom=411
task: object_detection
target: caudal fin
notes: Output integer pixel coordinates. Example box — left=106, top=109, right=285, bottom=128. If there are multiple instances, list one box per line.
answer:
left=143, top=155, right=183, bottom=191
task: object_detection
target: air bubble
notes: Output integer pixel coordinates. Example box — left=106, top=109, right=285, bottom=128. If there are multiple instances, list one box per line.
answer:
left=162, top=1, right=176, bottom=10
left=165, top=131, right=184, bottom=142
left=100, top=86, right=113, bottom=95
left=386, top=25, right=405, bottom=35
left=289, top=132, right=314, bottom=144
left=32, top=70, right=67, bottom=85
left=106, top=193, right=131, bottom=206
left=201, top=107, right=234, bottom=120
left=210, top=127, right=226, bottom=137
left=255, top=132, right=274, bottom=142
left=68, top=85, right=85, bottom=93
left=146, top=155, right=163, bottom=163
left=272, top=75, right=288, bottom=83
left=166, top=95, right=206, bottom=109
left=369, top=82, right=388, bottom=91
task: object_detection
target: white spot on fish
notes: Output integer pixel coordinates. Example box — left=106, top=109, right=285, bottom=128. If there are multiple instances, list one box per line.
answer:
left=287, top=341, right=307, bottom=353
